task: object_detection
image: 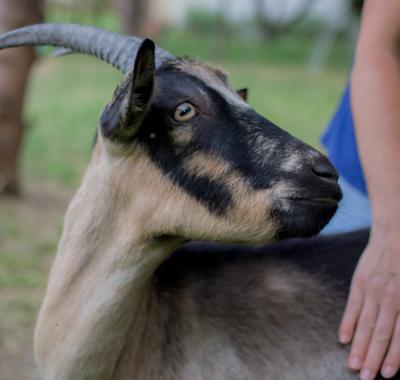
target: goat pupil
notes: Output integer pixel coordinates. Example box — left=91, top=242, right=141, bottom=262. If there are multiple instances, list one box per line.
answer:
left=180, top=105, right=190, bottom=116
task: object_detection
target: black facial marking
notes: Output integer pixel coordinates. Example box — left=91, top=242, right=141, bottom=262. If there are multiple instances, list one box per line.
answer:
left=152, top=145, right=233, bottom=216
left=142, top=127, right=233, bottom=216
left=133, top=67, right=237, bottom=216
left=129, top=60, right=341, bottom=238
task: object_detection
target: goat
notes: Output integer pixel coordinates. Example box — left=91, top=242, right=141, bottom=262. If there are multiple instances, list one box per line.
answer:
left=0, top=24, right=392, bottom=380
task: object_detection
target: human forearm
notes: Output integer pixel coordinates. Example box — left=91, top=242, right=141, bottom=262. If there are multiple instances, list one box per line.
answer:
left=340, top=2, right=400, bottom=379
left=351, top=38, right=400, bottom=229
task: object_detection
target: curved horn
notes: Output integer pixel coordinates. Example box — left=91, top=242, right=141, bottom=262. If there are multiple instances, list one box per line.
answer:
left=0, top=23, right=175, bottom=73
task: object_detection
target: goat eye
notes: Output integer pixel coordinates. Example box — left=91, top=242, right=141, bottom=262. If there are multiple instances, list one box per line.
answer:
left=174, top=102, right=197, bottom=122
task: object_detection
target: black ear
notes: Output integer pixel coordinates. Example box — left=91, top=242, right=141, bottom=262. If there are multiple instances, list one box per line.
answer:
left=237, top=88, right=248, bottom=101
left=99, top=39, right=155, bottom=143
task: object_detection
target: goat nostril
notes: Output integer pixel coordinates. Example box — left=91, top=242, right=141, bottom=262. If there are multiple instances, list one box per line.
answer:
left=311, top=159, right=338, bottom=181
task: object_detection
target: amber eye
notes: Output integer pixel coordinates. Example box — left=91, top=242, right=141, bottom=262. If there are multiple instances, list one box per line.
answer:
left=174, top=102, right=197, bottom=122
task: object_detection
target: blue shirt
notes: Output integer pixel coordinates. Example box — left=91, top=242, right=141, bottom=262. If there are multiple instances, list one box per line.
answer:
left=322, top=83, right=367, bottom=194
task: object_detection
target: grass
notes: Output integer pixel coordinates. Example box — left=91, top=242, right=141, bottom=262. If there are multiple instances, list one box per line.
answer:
left=0, top=24, right=349, bottom=378
left=0, top=180, right=69, bottom=379
left=23, top=58, right=120, bottom=186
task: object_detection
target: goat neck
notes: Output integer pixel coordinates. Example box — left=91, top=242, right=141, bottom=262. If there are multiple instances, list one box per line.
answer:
left=34, top=143, right=180, bottom=379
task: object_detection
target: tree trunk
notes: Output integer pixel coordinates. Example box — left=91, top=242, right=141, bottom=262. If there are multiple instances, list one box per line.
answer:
left=0, top=0, right=44, bottom=196
left=113, top=0, right=150, bottom=37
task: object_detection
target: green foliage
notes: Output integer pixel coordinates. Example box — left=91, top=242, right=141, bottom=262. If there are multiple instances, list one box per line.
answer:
left=159, top=28, right=350, bottom=70
left=46, top=3, right=120, bottom=32
left=185, top=8, right=232, bottom=34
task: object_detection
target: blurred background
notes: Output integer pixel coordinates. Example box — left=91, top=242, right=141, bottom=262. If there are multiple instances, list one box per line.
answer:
left=0, top=0, right=359, bottom=378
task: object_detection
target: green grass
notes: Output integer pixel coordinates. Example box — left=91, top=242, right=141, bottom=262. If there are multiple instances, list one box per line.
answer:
left=23, top=57, right=121, bottom=186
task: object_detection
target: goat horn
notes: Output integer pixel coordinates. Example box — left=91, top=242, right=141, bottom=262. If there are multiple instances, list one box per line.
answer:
left=0, top=23, right=175, bottom=73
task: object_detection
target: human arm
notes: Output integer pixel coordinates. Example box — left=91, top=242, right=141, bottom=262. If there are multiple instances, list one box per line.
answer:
left=339, top=1, right=400, bottom=379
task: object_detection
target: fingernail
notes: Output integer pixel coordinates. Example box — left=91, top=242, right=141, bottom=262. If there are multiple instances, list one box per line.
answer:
left=360, top=368, right=374, bottom=380
left=382, top=365, right=396, bottom=378
left=339, top=333, right=350, bottom=344
left=349, top=356, right=362, bottom=370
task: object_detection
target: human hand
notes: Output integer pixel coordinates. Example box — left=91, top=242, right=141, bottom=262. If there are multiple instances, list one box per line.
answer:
left=339, top=228, right=400, bottom=380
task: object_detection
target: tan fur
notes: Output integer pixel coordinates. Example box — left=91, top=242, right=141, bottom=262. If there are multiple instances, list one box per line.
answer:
left=34, top=131, right=282, bottom=379
left=184, top=151, right=293, bottom=241
left=92, top=139, right=102, bottom=162
left=170, top=125, right=194, bottom=148
left=172, top=60, right=248, bottom=108
left=127, top=147, right=280, bottom=243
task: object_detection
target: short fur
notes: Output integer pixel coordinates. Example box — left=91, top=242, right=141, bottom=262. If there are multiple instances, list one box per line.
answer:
left=29, top=36, right=395, bottom=380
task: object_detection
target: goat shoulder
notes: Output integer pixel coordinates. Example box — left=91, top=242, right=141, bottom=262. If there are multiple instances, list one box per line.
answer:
left=114, top=230, right=377, bottom=380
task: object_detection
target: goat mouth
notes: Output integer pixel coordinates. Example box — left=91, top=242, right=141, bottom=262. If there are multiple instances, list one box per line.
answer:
left=285, top=197, right=340, bottom=205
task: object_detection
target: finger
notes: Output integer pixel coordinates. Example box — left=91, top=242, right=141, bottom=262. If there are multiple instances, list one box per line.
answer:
left=339, top=280, right=364, bottom=344
left=360, top=296, right=397, bottom=380
left=382, top=315, right=400, bottom=378
left=348, top=296, right=379, bottom=371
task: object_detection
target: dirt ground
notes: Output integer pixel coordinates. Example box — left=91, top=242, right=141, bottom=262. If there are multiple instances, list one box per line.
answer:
left=0, top=182, right=73, bottom=380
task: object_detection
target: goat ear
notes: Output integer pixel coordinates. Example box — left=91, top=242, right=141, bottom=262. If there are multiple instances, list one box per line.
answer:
left=237, top=88, right=248, bottom=101
left=99, top=39, right=155, bottom=143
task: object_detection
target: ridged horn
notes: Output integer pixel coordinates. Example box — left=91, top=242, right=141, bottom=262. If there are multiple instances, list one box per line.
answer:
left=0, top=23, right=175, bottom=73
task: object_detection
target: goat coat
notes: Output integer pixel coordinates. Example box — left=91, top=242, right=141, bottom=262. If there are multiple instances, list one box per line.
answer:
left=139, top=229, right=396, bottom=380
